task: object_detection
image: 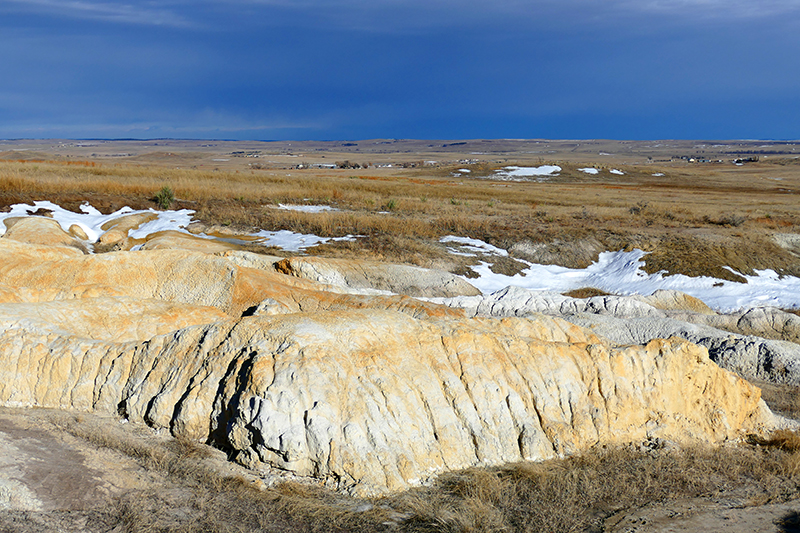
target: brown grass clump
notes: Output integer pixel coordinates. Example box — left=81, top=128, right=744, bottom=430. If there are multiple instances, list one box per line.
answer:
left=563, top=287, right=613, bottom=299
left=45, top=409, right=800, bottom=533
left=393, top=444, right=800, bottom=533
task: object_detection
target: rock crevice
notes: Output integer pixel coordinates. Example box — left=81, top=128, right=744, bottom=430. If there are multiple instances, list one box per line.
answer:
left=0, top=236, right=786, bottom=493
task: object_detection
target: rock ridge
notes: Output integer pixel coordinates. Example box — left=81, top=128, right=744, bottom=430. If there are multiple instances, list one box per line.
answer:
left=0, top=234, right=788, bottom=493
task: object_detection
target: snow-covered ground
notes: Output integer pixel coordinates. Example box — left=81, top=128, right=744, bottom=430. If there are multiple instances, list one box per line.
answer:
left=0, top=201, right=355, bottom=252
left=440, top=236, right=800, bottom=313
left=492, top=165, right=561, bottom=181
left=3, top=202, right=799, bottom=312
left=272, top=204, right=338, bottom=213
left=578, top=168, right=599, bottom=175
left=441, top=236, right=509, bottom=257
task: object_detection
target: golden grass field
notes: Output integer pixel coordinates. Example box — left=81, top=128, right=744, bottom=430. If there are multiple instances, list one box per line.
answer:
left=1, top=139, right=800, bottom=282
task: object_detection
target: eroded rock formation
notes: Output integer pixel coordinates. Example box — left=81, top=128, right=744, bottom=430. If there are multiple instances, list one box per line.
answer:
left=435, top=286, right=800, bottom=385
left=0, top=219, right=787, bottom=493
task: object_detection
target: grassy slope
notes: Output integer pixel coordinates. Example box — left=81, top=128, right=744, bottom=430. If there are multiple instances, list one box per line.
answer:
left=1, top=157, right=799, bottom=280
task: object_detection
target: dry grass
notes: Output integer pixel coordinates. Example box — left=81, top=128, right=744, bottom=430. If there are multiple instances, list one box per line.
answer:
left=751, top=379, right=800, bottom=420
left=43, top=411, right=800, bottom=533
left=393, top=442, right=800, bottom=533
left=2, top=158, right=800, bottom=275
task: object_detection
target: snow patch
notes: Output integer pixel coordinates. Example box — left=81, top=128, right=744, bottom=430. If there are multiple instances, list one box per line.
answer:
left=0, top=201, right=356, bottom=253
left=273, top=204, right=339, bottom=213
left=251, top=230, right=356, bottom=252
left=610, top=169, right=624, bottom=175
left=493, top=165, right=561, bottom=181
left=440, top=236, right=508, bottom=257
left=579, top=168, right=599, bottom=175
left=440, top=237, right=800, bottom=313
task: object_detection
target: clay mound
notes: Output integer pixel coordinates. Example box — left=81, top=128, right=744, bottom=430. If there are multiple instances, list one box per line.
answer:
left=0, top=237, right=788, bottom=494
left=2, top=217, right=88, bottom=252
left=275, top=256, right=482, bottom=298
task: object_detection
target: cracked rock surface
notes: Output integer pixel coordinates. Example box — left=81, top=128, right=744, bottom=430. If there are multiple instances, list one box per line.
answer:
left=0, top=228, right=788, bottom=494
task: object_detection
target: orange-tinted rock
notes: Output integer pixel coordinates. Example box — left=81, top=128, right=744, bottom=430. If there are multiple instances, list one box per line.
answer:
left=2, top=217, right=87, bottom=252
left=275, top=256, right=481, bottom=297
left=0, top=237, right=787, bottom=495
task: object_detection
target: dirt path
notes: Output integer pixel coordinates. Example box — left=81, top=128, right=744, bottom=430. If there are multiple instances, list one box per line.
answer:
left=0, top=416, right=108, bottom=511
left=0, top=409, right=167, bottom=532
left=606, top=497, right=800, bottom=532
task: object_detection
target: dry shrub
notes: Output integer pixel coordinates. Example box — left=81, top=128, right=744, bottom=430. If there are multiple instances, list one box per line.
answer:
left=562, top=287, right=612, bottom=299
left=392, top=444, right=800, bottom=533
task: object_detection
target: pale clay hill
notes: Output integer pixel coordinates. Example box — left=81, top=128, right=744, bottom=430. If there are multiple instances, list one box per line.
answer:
left=0, top=215, right=796, bottom=495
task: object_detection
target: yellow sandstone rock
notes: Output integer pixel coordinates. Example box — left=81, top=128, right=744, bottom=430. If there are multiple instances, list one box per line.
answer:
left=0, top=237, right=781, bottom=494
left=98, top=212, right=158, bottom=246
left=3, top=217, right=88, bottom=252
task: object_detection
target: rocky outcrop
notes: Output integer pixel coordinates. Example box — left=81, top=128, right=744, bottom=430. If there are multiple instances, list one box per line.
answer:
left=0, top=308, right=774, bottom=493
left=0, top=237, right=788, bottom=494
left=274, top=256, right=481, bottom=298
left=434, top=287, right=800, bottom=384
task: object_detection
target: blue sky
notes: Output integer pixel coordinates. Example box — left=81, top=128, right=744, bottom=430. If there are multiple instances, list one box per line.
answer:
left=1, top=0, right=799, bottom=140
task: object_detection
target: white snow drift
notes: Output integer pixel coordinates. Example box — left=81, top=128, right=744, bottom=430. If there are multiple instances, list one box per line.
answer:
left=0, top=201, right=355, bottom=253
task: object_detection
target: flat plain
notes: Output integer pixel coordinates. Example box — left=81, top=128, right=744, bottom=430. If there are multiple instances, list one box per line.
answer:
left=2, top=138, right=800, bottom=282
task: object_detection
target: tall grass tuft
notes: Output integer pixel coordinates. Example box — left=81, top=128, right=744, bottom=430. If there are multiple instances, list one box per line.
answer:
left=155, top=186, right=175, bottom=209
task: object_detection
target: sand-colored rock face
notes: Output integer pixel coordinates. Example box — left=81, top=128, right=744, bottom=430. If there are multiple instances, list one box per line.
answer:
left=0, top=309, right=772, bottom=493
left=2, top=217, right=88, bottom=252
left=0, top=239, right=461, bottom=319
left=0, top=237, right=783, bottom=493
left=275, top=256, right=482, bottom=298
